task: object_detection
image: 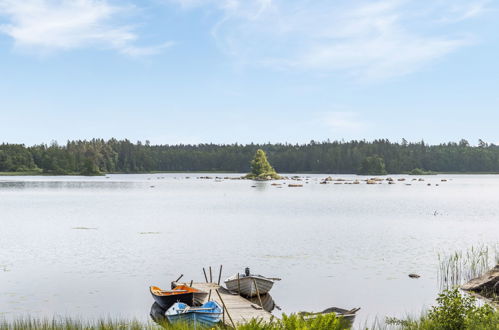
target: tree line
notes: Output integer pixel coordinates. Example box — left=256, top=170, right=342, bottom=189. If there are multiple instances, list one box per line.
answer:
left=1, top=138, right=499, bottom=175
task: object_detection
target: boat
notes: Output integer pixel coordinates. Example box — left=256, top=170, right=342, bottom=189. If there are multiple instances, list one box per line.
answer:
left=150, top=285, right=207, bottom=310
left=298, top=307, right=360, bottom=326
left=166, top=301, right=223, bottom=328
left=224, top=267, right=277, bottom=297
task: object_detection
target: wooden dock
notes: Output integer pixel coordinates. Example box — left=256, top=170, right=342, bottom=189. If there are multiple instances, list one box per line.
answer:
left=174, top=282, right=276, bottom=326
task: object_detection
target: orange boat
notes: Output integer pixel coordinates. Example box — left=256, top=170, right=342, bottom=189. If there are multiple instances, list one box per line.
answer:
left=149, top=285, right=207, bottom=310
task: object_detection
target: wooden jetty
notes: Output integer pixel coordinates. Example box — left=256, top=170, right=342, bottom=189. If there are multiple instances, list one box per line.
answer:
left=173, top=281, right=276, bottom=326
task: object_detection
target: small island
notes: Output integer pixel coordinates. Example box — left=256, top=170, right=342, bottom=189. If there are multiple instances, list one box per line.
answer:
left=244, top=149, right=281, bottom=180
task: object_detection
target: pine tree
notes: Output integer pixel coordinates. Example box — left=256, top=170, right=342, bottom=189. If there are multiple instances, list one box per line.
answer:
left=247, top=149, right=280, bottom=179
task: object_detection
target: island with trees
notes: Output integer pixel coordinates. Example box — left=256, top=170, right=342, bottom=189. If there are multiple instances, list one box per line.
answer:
left=244, top=149, right=281, bottom=180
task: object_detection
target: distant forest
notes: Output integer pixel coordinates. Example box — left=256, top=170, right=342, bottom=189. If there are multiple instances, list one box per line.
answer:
left=1, top=138, right=499, bottom=175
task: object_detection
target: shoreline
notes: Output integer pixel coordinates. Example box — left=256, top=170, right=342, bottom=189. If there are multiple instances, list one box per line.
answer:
left=3, top=170, right=499, bottom=177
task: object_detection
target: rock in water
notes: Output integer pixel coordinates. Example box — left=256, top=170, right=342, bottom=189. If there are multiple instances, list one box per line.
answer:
left=409, top=273, right=421, bottom=279
left=462, top=264, right=499, bottom=295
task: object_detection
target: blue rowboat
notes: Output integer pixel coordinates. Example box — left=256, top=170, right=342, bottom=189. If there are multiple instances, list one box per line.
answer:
left=166, top=301, right=223, bottom=328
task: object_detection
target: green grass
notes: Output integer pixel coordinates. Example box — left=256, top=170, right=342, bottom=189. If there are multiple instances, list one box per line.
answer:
left=0, top=318, right=213, bottom=330
left=0, top=313, right=349, bottom=330
left=0, top=171, right=88, bottom=176
left=0, top=318, right=171, bottom=330
left=2, top=296, right=498, bottom=330
left=0, top=171, right=43, bottom=176
left=385, top=289, right=499, bottom=330
left=237, top=313, right=349, bottom=330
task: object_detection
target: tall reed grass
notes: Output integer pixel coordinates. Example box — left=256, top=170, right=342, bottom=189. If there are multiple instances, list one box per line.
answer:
left=0, top=313, right=349, bottom=330
left=0, top=318, right=200, bottom=330
left=437, top=244, right=498, bottom=290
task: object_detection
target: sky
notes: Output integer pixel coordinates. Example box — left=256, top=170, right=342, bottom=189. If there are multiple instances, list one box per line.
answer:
left=0, top=0, right=498, bottom=146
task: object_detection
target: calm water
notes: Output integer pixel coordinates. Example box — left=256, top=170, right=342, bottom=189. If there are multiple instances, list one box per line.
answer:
left=0, top=174, right=498, bottom=326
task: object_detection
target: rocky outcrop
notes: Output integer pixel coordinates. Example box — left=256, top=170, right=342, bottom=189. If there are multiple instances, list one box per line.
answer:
left=462, top=264, right=499, bottom=302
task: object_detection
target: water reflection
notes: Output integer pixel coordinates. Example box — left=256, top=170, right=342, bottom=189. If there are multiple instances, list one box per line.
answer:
left=0, top=180, right=138, bottom=190
left=249, top=293, right=277, bottom=312
left=150, top=302, right=168, bottom=326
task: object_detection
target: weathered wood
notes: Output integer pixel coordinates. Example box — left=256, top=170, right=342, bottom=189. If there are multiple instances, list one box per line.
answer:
left=237, top=273, right=241, bottom=295
left=218, top=265, right=223, bottom=285
left=203, top=268, right=208, bottom=283
left=173, top=282, right=275, bottom=326
left=157, top=289, right=188, bottom=293
left=252, top=278, right=264, bottom=309
left=216, top=289, right=236, bottom=328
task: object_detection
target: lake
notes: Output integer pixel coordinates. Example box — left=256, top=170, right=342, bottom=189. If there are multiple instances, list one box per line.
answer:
left=0, top=174, right=498, bottom=326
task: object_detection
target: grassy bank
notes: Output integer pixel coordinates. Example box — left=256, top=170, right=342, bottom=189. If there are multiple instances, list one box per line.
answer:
left=0, top=171, right=87, bottom=176
left=2, top=294, right=498, bottom=330
left=386, top=288, right=499, bottom=330
left=0, top=171, right=44, bottom=176
left=2, top=170, right=499, bottom=176
left=0, top=313, right=347, bottom=330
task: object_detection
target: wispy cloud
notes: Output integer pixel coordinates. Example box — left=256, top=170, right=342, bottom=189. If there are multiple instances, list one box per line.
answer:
left=0, top=0, right=170, bottom=56
left=435, top=0, right=492, bottom=23
left=171, top=0, right=490, bottom=80
left=322, top=112, right=367, bottom=131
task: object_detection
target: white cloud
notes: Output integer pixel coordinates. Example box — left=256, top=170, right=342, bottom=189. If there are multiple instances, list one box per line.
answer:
left=0, top=0, right=170, bottom=56
left=322, top=112, right=366, bottom=131
left=172, top=0, right=489, bottom=80
left=171, top=0, right=272, bottom=19
left=435, top=0, right=491, bottom=23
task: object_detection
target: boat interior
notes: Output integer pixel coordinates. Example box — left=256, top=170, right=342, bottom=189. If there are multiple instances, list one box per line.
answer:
left=150, top=285, right=200, bottom=296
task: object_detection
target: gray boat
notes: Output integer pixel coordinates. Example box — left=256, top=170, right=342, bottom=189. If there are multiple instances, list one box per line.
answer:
left=224, top=267, right=277, bottom=297
left=298, top=307, right=360, bottom=326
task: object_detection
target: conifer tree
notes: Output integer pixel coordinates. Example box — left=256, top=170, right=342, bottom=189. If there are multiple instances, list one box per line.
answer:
left=247, top=149, right=280, bottom=179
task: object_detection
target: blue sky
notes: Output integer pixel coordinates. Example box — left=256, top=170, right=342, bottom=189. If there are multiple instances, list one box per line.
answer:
left=0, top=0, right=498, bottom=145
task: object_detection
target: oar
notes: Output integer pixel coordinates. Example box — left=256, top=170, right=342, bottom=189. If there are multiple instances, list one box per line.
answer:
left=267, top=277, right=281, bottom=281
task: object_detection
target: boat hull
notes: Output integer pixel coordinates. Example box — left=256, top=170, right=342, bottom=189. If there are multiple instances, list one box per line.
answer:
left=150, top=285, right=207, bottom=310
left=225, top=276, right=274, bottom=297
left=151, top=291, right=194, bottom=310
left=166, top=301, right=222, bottom=328
left=298, top=307, right=359, bottom=327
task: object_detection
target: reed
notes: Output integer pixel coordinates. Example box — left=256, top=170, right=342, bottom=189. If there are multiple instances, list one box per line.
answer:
left=0, top=314, right=351, bottom=330
left=0, top=318, right=155, bottom=330
left=437, top=244, right=497, bottom=290
left=0, top=318, right=208, bottom=330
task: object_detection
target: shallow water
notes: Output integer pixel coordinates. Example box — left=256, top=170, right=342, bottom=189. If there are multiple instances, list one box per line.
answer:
left=0, top=174, right=498, bottom=326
